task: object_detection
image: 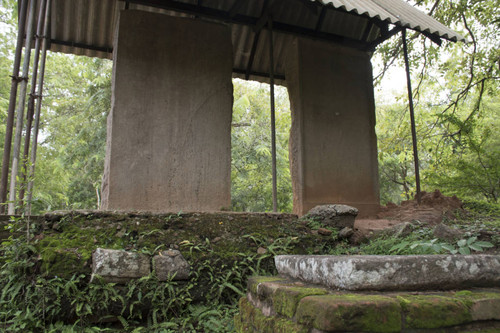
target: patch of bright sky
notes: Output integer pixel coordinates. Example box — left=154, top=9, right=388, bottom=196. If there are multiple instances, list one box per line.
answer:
left=373, top=59, right=407, bottom=106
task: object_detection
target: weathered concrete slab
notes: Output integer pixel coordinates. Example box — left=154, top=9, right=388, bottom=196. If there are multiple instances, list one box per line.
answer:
left=275, top=255, right=500, bottom=291
left=92, top=248, right=150, bottom=283
left=153, top=249, right=190, bottom=281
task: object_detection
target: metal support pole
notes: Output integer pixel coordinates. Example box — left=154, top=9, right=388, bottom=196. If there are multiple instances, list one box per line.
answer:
left=19, top=0, right=47, bottom=210
left=402, top=29, right=422, bottom=204
left=26, top=0, right=51, bottom=215
left=268, top=16, right=278, bottom=212
left=8, top=0, right=37, bottom=215
left=0, top=0, right=29, bottom=214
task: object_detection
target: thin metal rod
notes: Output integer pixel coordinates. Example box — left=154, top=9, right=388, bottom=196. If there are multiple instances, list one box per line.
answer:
left=402, top=29, right=421, bottom=204
left=245, top=30, right=261, bottom=80
left=0, top=0, right=29, bottom=213
left=268, top=16, right=278, bottom=213
left=26, top=0, right=51, bottom=215
left=8, top=0, right=37, bottom=215
left=19, top=0, right=47, bottom=209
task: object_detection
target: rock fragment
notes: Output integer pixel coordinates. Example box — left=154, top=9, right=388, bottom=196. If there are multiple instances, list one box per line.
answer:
left=92, top=248, right=150, bottom=284
left=153, top=249, right=190, bottom=281
left=318, top=228, right=333, bottom=236
left=338, top=227, right=354, bottom=239
left=433, top=223, right=464, bottom=241
left=305, top=204, right=358, bottom=229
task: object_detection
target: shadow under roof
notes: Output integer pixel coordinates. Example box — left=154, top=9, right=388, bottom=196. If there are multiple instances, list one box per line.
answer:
left=24, top=0, right=466, bottom=84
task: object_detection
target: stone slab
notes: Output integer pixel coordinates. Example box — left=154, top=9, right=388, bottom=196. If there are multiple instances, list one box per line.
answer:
left=92, top=248, right=150, bottom=283
left=275, top=255, right=500, bottom=291
left=296, top=294, right=402, bottom=332
left=153, top=249, right=190, bottom=281
left=101, top=10, right=233, bottom=212
left=285, top=38, right=380, bottom=217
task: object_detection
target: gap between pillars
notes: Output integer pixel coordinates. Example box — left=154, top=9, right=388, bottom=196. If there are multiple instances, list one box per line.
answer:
left=402, top=28, right=422, bottom=204
left=268, top=15, right=278, bottom=213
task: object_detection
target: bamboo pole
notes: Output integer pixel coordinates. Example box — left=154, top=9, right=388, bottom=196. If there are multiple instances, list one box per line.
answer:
left=19, top=0, right=47, bottom=210
left=268, top=16, right=278, bottom=213
left=8, top=0, right=37, bottom=215
left=26, top=0, right=51, bottom=215
left=0, top=0, right=29, bottom=214
left=402, top=29, right=422, bottom=204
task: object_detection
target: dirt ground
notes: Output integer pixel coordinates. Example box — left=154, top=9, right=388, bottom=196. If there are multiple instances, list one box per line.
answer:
left=355, top=190, right=463, bottom=235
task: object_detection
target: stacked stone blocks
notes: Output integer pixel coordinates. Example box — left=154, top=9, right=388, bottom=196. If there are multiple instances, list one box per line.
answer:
left=91, top=248, right=190, bottom=283
left=234, top=276, right=500, bottom=332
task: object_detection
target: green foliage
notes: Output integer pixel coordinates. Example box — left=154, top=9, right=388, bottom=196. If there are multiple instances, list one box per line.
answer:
left=376, top=102, right=416, bottom=204
left=330, top=222, right=496, bottom=256
left=0, top=214, right=312, bottom=331
left=231, top=80, right=292, bottom=212
left=29, top=55, right=112, bottom=213
left=453, top=236, right=494, bottom=255
left=374, top=0, right=499, bottom=204
left=464, top=200, right=500, bottom=217
left=0, top=209, right=498, bottom=331
left=389, top=238, right=448, bottom=255
left=0, top=237, right=238, bottom=331
left=389, top=236, right=493, bottom=255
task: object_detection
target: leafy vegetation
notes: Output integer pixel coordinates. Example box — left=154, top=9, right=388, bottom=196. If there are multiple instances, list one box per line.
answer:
left=375, top=0, right=499, bottom=204
left=0, top=208, right=498, bottom=331
left=231, top=81, right=292, bottom=212
left=0, top=217, right=272, bottom=331
left=0, top=0, right=499, bottom=331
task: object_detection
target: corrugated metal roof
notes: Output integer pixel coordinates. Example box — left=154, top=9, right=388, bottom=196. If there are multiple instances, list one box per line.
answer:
left=22, top=0, right=466, bottom=83
left=318, top=0, right=465, bottom=42
left=371, top=0, right=465, bottom=41
left=318, top=0, right=398, bottom=22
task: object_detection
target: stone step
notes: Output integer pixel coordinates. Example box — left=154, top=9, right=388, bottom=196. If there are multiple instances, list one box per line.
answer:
left=236, top=276, right=500, bottom=333
left=275, top=254, right=500, bottom=291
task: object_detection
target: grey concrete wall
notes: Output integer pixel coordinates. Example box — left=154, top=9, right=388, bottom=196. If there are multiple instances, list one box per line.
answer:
left=285, top=38, right=380, bottom=217
left=101, top=10, right=233, bottom=212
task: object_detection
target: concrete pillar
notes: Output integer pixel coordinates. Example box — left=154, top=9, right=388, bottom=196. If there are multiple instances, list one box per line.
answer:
left=285, top=38, right=380, bottom=217
left=101, top=10, right=233, bottom=212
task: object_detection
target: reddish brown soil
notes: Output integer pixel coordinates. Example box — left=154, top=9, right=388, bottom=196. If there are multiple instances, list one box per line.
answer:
left=354, top=190, right=463, bottom=235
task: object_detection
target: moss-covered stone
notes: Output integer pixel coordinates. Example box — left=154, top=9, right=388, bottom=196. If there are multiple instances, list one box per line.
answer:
left=236, top=297, right=308, bottom=333
left=40, top=247, right=90, bottom=278
left=235, top=297, right=255, bottom=332
left=247, top=276, right=285, bottom=296
left=272, top=286, right=328, bottom=318
left=233, top=313, right=244, bottom=332
left=251, top=305, right=275, bottom=333
left=28, top=211, right=337, bottom=279
left=295, top=294, right=402, bottom=332
left=399, top=295, right=472, bottom=329
left=455, top=291, right=500, bottom=321
left=272, top=317, right=308, bottom=333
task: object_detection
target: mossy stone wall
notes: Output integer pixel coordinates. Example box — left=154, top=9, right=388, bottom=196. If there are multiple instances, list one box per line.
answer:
left=236, top=276, right=500, bottom=332
left=0, top=211, right=339, bottom=287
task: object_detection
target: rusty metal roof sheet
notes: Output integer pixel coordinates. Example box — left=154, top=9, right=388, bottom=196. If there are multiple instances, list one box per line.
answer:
left=23, top=0, right=466, bottom=83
